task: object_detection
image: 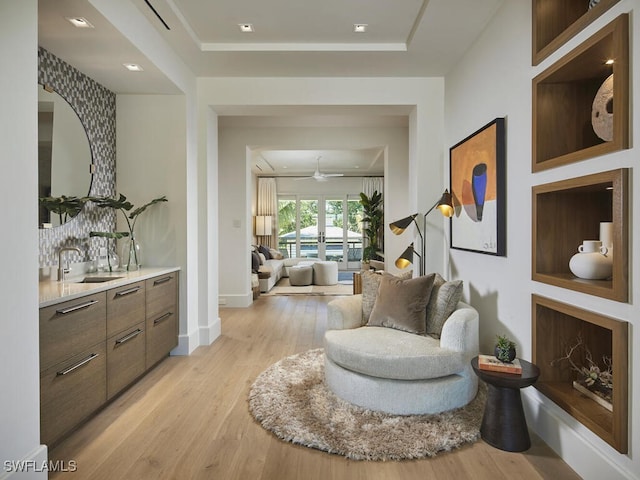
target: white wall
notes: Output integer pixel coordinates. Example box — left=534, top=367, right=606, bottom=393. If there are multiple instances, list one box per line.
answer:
left=94, top=0, right=215, bottom=354
left=0, top=0, right=48, bottom=476
left=116, top=94, right=219, bottom=352
left=445, top=1, right=639, bottom=478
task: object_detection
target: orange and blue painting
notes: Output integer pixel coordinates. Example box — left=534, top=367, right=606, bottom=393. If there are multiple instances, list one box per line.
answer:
left=449, top=118, right=505, bottom=255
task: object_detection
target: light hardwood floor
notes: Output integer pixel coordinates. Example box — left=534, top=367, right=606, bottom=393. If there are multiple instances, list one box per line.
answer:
left=50, top=295, right=581, bottom=480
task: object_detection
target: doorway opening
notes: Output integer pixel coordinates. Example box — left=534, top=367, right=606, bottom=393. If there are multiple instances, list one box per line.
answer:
left=277, top=195, right=364, bottom=271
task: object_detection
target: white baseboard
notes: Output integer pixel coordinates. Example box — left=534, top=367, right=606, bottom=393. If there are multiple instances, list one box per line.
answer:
left=523, top=390, right=636, bottom=480
left=172, top=328, right=199, bottom=356
left=219, top=293, right=252, bottom=308
left=171, top=317, right=221, bottom=356
left=1, top=445, right=48, bottom=479
left=199, top=317, right=221, bottom=345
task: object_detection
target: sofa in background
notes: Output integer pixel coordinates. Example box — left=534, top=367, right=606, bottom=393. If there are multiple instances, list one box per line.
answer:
left=252, top=245, right=324, bottom=293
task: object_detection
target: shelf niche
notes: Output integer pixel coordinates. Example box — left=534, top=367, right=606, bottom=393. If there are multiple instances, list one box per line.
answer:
left=532, top=0, right=621, bottom=65
left=532, top=14, right=628, bottom=172
left=532, top=294, right=628, bottom=453
left=532, top=168, right=628, bottom=302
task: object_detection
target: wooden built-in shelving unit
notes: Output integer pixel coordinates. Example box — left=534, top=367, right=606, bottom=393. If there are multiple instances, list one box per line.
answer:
left=532, top=14, right=628, bottom=172
left=532, top=0, right=621, bottom=65
left=532, top=168, right=628, bottom=302
left=532, top=295, right=628, bottom=453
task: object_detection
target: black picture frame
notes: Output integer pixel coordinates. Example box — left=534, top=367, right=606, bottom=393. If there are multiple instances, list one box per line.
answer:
left=449, top=117, right=506, bottom=256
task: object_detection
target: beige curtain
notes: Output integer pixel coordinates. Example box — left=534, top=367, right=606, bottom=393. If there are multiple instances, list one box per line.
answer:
left=362, top=177, right=383, bottom=199
left=257, top=177, right=278, bottom=247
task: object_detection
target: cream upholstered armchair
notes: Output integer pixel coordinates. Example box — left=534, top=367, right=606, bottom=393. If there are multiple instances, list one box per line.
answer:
left=323, top=272, right=479, bottom=415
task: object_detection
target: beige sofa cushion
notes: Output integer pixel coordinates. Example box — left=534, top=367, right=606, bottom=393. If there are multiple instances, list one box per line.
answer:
left=324, top=326, right=466, bottom=380
left=367, top=273, right=435, bottom=335
left=360, top=270, right=412, bottom=323
left=426, top=274, right=463, bottom=338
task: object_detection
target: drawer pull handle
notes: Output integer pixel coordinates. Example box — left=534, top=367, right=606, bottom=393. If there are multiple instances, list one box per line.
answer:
left=153, top=276, right=172, bottom=286
left=56, top=353, right=99, bottom=376
left=115, top=329, right=143, bottom=345
left=153, top=312, right=173, bottom=325
left=56, top=299, right=99, bottom=315
left=115, top=286, right=141, bottom=297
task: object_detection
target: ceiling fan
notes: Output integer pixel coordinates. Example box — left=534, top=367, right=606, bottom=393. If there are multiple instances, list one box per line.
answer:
left=296, top=156, right=344, bottom=181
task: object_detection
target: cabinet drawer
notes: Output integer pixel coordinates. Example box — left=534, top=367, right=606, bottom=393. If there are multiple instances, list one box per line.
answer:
left=146, top=309, right=177, bottom=368
left=40, top=292, right=106, bottom=370
left=107, top=322, right=146, bottom=399
left=107, top=281, right=145, bottom=337
left=146, top=274, right=177, bottom=320
left=40, top=342, right=106, bottom=446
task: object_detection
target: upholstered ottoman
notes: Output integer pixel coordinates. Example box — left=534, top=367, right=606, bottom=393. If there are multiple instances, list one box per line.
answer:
left=313, top=261, right=338, bottom=286
left=289, top=264, right=313, bottom=286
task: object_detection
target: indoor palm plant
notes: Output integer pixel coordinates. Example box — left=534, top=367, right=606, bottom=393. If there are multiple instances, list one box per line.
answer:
left=359, top=190, right=384, bottom=264
left=89, top=194, right=167, bottom=271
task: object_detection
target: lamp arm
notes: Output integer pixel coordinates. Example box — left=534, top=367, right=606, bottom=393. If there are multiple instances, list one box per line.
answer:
left=412, top=217, right=425, bottom=276
left=420, top=197, right=444, bottom=276
left=423, top=198, right=441, bottom=218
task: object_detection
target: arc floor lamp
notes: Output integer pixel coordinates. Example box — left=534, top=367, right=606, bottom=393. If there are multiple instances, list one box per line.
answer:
left=389, top=190, right=454, bottom=276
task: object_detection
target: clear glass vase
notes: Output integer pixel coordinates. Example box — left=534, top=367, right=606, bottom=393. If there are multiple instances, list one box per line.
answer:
left=121, top=234, right=141, bottom=271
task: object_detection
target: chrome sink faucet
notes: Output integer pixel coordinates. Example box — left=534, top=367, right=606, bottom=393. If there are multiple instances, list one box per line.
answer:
left=58, top=247, right=82, bottom=282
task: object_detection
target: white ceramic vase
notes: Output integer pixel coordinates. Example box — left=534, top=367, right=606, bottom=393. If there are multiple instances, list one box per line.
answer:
left=569, top=240, right=612, bottom=280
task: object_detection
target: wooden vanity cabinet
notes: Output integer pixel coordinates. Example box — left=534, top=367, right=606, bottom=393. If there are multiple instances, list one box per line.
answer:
left=145, top=273, right=178, bottom=368
left=40, top=342, right=107, bottom=446
left=107, top=322, right=145, bottom=399
left=39, top=293, right=107, bottom=445
left=106, top=281, right=145, bottom=337
left=39, top=292, right=106, bottom=371
left=106, top=281, right=146, bottom=399
left=40, top=270, right=179, bottom=446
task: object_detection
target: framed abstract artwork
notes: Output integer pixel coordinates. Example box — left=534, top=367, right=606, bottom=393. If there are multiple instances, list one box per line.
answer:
left=449, top=117, right=506, bottom=256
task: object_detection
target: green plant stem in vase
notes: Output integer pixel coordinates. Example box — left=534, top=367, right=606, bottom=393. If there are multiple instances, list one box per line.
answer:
left=89, top=231, right=128, bottom=272
left=88, top=194, right=167, bottom=271
left=122, top=233, right=142, bottom=271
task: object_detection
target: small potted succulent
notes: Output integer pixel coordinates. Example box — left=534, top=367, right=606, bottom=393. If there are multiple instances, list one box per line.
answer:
left=494, top=334, right=517, bottom=363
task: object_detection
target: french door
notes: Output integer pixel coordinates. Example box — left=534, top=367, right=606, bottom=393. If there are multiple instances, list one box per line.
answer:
left=277, top=195, right=364, bottom=270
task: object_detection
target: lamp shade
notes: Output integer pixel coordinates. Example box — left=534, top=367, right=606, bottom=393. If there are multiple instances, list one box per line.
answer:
left=436, top=189, right=454, bottom=218
left=395, top=243, right=416, bottom=269
left=255, top=215, right=272, bottom=236
left=389, top=214, right=418, bottom=235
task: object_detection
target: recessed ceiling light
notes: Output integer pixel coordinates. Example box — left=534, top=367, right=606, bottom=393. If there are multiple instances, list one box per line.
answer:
left=66, top=17, right=94, bottom=28
left=123, top=63, right=144, bottom=72
left=354, top=24, right=368, bottom=33
left=239, top=23, right=254, bottom=33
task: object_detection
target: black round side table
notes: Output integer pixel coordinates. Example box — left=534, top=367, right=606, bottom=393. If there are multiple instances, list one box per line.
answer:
left=471, top=356, right=540, bottom=452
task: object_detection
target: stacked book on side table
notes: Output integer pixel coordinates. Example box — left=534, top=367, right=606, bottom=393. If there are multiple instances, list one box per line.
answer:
left=478, top=355, right=523, bottom=374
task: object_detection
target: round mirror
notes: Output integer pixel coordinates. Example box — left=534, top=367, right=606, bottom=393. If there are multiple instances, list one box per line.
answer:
left=38, top=85, right=93, bottom=227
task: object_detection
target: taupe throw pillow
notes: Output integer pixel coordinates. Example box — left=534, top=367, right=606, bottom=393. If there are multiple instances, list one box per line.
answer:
left=425, top=274, right=463, bottom=338
left=367, top=273, right=435, bottom=335
left=361, top=270, right=383, bottom=322
left=361, top=269, right=413, bottom=323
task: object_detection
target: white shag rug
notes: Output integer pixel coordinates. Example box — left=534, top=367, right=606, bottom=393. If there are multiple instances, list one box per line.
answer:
left=248, top=348, right=485, bottom=461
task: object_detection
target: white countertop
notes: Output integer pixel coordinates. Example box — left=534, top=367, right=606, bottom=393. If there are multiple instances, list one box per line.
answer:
left=39, top=267, right=180, bottom=308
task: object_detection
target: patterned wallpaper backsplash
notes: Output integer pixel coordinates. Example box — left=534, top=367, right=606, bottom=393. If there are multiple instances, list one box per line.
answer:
left=38, top=47, right=116, bottom=268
